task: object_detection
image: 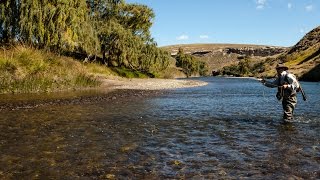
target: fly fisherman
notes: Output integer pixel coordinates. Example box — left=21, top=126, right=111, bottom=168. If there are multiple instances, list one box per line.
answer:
left=260, top=64, right=300, bottom=122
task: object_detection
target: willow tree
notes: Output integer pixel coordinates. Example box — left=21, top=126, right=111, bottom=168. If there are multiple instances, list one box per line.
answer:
left=0, top=0, right=20, bottom=43
left=176, top=48, right=208, bottom=77
left=1, top=0, right=170, bottom=73
left=120, top=3, right=154, bottom=40
left=18, top=0, right=99, bottom=54
left=93, top=0, right=169, bottom=72
left=98, top=19, right=140, bottom=67
left=139, top=41, right=170, bottom=72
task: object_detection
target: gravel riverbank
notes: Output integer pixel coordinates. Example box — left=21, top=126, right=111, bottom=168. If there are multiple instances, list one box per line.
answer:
left=100, top=77, right=208, bottom=90
left=0, top=78, right=208, bottom=111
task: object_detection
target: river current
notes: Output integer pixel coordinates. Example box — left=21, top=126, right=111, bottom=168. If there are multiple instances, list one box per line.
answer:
left=0, top=77, right=319, bottom=179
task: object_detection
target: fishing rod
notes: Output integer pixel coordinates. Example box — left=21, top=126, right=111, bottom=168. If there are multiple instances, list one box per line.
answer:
left=298, top=82, right=307, bottom=101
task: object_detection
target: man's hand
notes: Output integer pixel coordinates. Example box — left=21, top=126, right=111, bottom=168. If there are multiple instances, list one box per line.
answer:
left=260, top=78, right=266, bottom=83
left=282, top=84, right=288, bottom=89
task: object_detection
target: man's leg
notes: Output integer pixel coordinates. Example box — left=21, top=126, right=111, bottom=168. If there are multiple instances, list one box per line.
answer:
left=282, top=96, right=297, bottom=122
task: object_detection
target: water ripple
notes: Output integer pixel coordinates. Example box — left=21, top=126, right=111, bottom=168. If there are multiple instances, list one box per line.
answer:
left=0, top=77, right=319, bottom=179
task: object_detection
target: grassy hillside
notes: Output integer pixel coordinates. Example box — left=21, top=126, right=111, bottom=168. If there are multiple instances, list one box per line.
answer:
left=0, top=46, right=112, bottom=94
left=260, top=26, right=320, bottom=81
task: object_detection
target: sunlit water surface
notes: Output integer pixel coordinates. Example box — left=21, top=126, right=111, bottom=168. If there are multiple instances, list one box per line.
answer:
left=0, top=77, right=319, bottom=179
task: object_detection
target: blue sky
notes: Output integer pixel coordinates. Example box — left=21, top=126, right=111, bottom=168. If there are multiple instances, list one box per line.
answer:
left=125, top=0, right=320, bottom=47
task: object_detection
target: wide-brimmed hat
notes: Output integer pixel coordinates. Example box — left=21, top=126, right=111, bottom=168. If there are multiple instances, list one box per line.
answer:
left=276, top=63, right=288, bottom=70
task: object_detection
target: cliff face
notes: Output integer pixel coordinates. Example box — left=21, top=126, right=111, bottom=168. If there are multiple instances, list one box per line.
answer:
left=224, top=47, right=286, bottom=57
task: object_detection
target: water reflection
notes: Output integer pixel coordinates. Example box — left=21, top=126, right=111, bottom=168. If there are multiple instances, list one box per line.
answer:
left=0, top=77, right=319, bottom=179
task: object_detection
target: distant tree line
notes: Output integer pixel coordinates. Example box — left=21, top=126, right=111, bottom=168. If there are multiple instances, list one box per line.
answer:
left=0, top=0, right=170, bottom=73
left=221, top=56, right=266, bottom=77
left=175, top=48, right=208, bottom=77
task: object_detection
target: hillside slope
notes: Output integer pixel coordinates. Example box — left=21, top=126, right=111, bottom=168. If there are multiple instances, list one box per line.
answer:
left=163, top=26, right=320, bottom=81
left=283, top=26, right=320, bottom=81
left=257, top=26, right=320, bottom=81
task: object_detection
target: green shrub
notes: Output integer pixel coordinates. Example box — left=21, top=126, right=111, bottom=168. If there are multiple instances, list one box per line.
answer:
left=175, top=48, right=209, bottom=77
left=0, top=60, right=17, bottom=73
left=75, top=73, right=101, bottom=87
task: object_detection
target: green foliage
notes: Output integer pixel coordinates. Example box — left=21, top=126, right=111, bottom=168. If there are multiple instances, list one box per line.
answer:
left=18, top=0, right=99, bottom=54
left=238, top=58, right=250, bottom=75
left=120, top=3, right=154, bottom=40
left=96, top=1, right=170, bottom=73
left=0, top=60, right=17, bottom=73
left=98, top=19, right=170, bottom=72
left=251, top=61, right=266, bottom=75
left=0, top=0, right=19, bottom=43
left=285, top=45, right=320, bottom=66
left=221, top=57, right=253, bottom=77
left=1, top=0, right=169, bottom=77
left=221, top=64, right=240, bottom=77
left=75, top=73, right=101, bottom=87
left=175, top=48, right=209, bottom=77
left=221, top=56, right=280, bottom=77
left=199, top=61, right=209, bottom=76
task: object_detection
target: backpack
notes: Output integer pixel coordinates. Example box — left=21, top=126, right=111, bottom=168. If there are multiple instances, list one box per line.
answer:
left=284, top=73, right=307, bottom=101
left=284, top=73, right=301, bottom=92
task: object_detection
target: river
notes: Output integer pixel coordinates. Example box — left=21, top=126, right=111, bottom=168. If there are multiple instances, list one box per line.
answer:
left=0, top=77, right=319, bottom=179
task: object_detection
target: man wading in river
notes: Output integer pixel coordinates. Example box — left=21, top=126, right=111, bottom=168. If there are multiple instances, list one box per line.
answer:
left=260, top=64, right=300, bottom=122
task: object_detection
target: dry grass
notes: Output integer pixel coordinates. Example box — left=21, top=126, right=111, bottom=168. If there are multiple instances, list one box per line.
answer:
left=0, top=46, right=101, bottom=94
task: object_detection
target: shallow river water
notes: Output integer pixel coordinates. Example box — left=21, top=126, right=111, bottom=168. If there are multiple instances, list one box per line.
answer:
left=0, top=77, right=319, bottom=179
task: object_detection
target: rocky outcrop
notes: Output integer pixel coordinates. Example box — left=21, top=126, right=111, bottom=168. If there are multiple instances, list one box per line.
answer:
left=169, top=45, right=287, bottom=58
left=191, top=50, right=212, bottom=56
left=224, top=46, right=286, bottom=57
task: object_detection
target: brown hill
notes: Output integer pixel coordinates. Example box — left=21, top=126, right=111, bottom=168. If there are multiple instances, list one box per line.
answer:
left=162, top=43, right=287, bottom=75
left=162, top=25, right=320, bottom=81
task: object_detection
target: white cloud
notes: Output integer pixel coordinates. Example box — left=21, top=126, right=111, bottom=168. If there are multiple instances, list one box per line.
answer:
left=200, top=35, right=209, bottom=39
left=305, top=5, right=314, bottom=12
left=256, top=0, right=267, bottom=10
left=256, top=5, right=264, bottom=9
left=287, top=3, right=292, bottom=9
left=176, top=35, right=189, bottom=40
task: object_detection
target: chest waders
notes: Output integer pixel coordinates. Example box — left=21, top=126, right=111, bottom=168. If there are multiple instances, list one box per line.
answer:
left=277, top=74, right=298, bottom=122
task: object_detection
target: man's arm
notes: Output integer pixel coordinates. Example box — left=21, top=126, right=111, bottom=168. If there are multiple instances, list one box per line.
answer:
left=260, top=78, right=278, bottom=88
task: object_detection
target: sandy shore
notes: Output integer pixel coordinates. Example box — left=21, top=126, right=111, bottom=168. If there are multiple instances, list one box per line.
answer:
left=100, top=77, right=208, bottom=90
